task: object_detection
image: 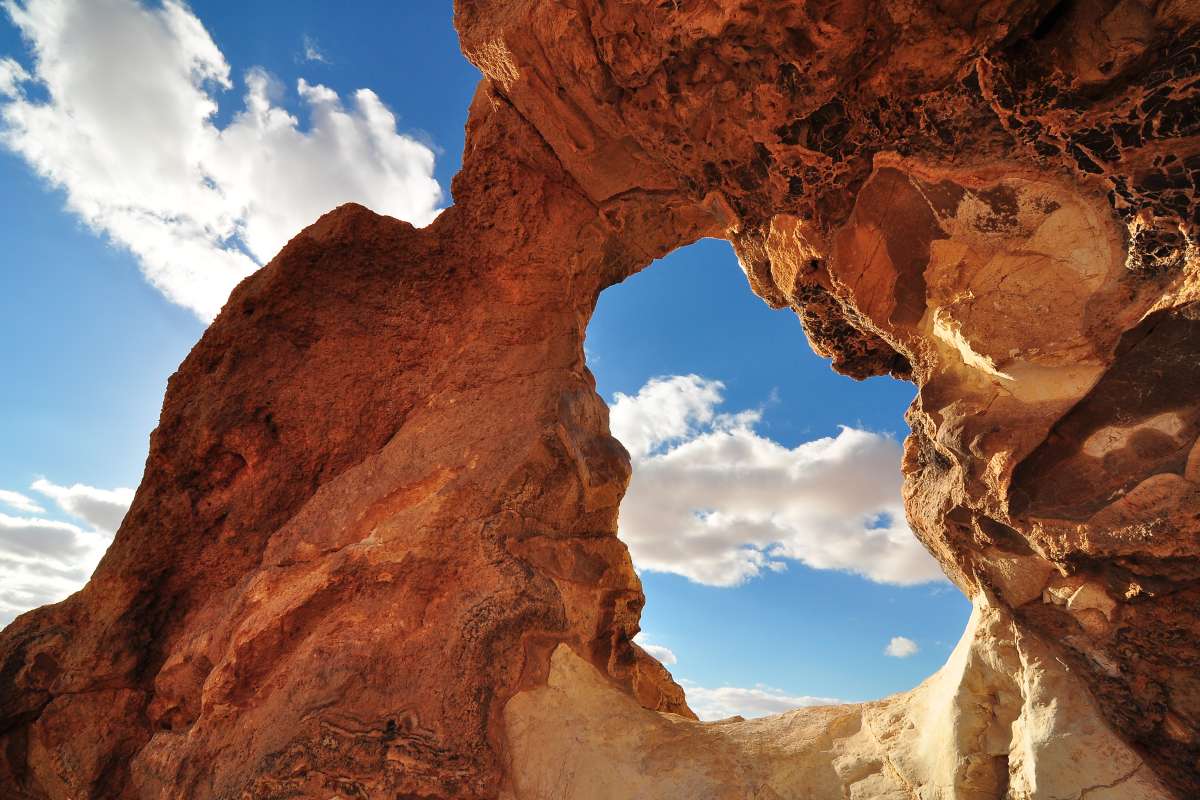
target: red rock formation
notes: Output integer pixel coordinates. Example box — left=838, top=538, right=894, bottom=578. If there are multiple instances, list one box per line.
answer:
left=2, top=1, right=1199, bottom=798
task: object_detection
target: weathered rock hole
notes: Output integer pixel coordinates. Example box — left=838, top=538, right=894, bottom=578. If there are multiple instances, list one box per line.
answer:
left=585, top=237, right=968, bottom=720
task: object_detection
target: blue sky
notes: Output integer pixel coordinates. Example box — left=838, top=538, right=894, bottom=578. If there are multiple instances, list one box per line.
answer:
left=0, top=0, right=968, bottom=718
left=592, top=244, right=968, bottom=703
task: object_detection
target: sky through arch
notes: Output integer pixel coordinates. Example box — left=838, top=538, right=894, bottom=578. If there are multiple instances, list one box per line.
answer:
left=586, top=238, right=970, bottom=716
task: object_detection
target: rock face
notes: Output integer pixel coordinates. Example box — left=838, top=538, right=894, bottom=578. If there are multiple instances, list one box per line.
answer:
left=2, top=1, right=1198, bottom=798
left=505, top=598, right=1172, bottom=800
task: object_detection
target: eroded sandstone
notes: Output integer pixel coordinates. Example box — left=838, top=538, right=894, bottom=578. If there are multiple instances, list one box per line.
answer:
left=504, top=596, right=1170, bottom=800
left=2, top=1, right=1199, bottom=798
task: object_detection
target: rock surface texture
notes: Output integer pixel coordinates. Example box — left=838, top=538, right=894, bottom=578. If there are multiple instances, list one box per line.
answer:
left=2, top=1, right=1199, bottom=798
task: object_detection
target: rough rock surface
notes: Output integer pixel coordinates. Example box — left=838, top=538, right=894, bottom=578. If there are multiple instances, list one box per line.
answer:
left=505, top=597, right=1172, bottom=800
left=2, top=1, right=1199, bottom=798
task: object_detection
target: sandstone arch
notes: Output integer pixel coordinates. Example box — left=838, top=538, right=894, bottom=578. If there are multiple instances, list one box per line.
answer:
left=2, top=1, right=1198, bottom=797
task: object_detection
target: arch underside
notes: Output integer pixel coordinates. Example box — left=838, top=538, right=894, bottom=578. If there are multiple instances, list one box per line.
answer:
left=1, top=2, right=1199, bottom=798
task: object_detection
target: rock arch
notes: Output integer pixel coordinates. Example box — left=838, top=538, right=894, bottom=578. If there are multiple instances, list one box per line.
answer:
left=2, top=1, right=1198, bottom=797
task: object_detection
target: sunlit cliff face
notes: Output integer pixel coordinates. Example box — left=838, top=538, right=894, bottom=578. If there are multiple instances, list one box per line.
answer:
left=1, top=2, right=1198, bottom=798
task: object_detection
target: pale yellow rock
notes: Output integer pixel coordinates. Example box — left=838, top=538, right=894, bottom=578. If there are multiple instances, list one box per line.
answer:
left=1067, top=582, right=1118, bottom=621
left=1043, top=574, right=1087, bottom=607
left=981, top=549, right=1055, bottom=607
left=503, top=597, right=1171, bottom=800
left=765, top=214, right=825, bottom=299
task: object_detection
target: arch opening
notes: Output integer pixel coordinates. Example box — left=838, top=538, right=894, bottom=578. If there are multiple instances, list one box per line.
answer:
left=583, top=236, right=970, bottom=720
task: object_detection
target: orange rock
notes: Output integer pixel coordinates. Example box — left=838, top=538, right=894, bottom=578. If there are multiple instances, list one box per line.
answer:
left=2, top=2, right=1199, bottom=797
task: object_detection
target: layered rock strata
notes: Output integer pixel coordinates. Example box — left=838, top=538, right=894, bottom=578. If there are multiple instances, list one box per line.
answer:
left=2, top=1, right=1199, bottom=798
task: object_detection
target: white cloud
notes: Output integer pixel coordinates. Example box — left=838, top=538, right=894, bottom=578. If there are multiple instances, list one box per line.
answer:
left=0, top=513, right=90, bottom=562
left=884, top=636, right=919, bottom=658
left=633, top=633, right=677, bottom=665
left=31, top=478, right=133, bottom=534
left=0, top=55, right=28, bottom=96
left=0, top=0, right=443, bottom=321
left=609, top=375, right=946, bottom=588
left=0, top=489, right=44, bottom=514
left=302, top=34, right=329, bottom=64
left=0, top=478, right=132, bottom=627
left=609, top=375, right=726, bottom=461
left=680, top=680, right=841, bottom=721
left=632, top=630, right=838, bottom=719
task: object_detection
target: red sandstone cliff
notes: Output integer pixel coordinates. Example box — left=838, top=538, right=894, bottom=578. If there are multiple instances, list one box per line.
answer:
left=2, top=1, right=1199, bottom=798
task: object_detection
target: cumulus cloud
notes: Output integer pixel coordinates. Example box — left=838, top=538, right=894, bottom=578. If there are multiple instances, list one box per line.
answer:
left=0, top=0, right=442, bottom=321
left=0, top=489, right=44, bottom=514
left=633, top=633, right=677, bottom=665
left=609, top=375, right=727, bottom=461
left=884, top=636, right=919, bottom=658
left=609, top=375, right=946, bottom=587
left=0, top=478, right=132, bottom=627
left=681, top=680, right=842, bottom=721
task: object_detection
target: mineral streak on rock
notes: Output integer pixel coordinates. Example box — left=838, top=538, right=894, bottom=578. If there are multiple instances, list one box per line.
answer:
left=2, top=1, right=1199, bottom=798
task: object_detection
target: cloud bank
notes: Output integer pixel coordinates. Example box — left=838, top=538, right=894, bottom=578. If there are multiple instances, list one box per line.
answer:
left=609, top=375, right=945, bottom=587
left=0, top=0, right=443, bottom=321
left=680, top=680, right=842, bottom=721
left=0, top=478, right=132, bottom=627
left=635, top=631, right=840, bottom=720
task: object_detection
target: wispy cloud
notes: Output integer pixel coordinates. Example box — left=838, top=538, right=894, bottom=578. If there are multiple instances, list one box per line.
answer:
left=884, top=636, right=919, bottom=658
left=0, top=0, right=442, bottom=321
left=302, top=34, right=330, bottom=64
left=0, top=55, right=28, bottom=96
left=0, top=489, right=44, bottom=514
left=609, top=375, right=946, bottom=587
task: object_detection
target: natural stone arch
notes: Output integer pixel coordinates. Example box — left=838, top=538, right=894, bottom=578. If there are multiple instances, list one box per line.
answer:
left=2, top=2, right=1198, bottom=798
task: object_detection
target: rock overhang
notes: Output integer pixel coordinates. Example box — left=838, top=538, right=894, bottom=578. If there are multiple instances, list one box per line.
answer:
left=1, top=1, right=1198, bottom=797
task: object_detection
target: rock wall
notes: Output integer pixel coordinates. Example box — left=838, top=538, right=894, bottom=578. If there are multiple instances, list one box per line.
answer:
left=2, top=1, right=1198, bottom=798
